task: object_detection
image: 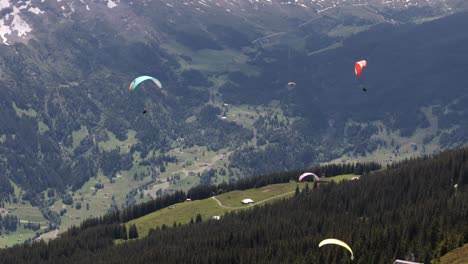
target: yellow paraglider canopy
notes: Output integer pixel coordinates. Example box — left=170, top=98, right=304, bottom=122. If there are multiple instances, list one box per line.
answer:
left=319, top=238, right=354, bottom=260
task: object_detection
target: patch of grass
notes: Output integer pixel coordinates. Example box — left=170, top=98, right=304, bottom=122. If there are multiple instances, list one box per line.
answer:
left=221, top=104, right=259, bottom=129
left=0, top=134, right=5, bottom=143
left=98, top=130, right=138, bottom=154
left=161, top=41, right=259, bottom=76
left=38, top=121, right=49, bottom=134
left=438, top=244, right=468, bottom=264
left=1, top=197, right=48, bottom=248
left=12, top=102, right=37, bottom=118
left=0, top=225, right=42, bottom=248
left=8, top=203, right=46, bottom=223
left=215, top=181, right=298, bottom=208
left=123, top=174, right=354, bottom=241
left=128, top=198, right=231, bottom=238
left=55, top=170, right=153, bottom=231
left=172, top=173, right=200, bottom=192
left=144, top=146, right=230, bottom=196
left=328, top=24, right=372, bottom=38
left=321, top=174, right=359, bottom=182
left=328, top=106, right=446, bottom=165
left=71, top=126, right=89, bottom=150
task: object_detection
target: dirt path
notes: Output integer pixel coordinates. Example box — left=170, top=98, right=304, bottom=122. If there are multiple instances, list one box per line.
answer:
left=19, top=220, right=48, bottom=225
left=211, top=191, right=295, bottom=210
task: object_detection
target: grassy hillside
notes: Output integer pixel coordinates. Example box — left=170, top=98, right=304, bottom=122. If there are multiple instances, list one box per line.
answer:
left=125, top=174, right=357, bottom=239
left=438, top=244, right=468, bottom=264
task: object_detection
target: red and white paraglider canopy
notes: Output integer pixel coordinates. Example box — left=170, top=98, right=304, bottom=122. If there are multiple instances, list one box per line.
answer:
left=355, top=60, right=367, bottom=77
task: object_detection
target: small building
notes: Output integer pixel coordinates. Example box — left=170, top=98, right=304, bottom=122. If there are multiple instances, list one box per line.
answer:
left=350, top=177, right=359, bottom=181
left=211, top=216, right=220, bottom=220
left=186, top=198, right=192, bottom=202
left=241, top=198, right=254, bottom=204
left=393, top=260, right=423, bottom=264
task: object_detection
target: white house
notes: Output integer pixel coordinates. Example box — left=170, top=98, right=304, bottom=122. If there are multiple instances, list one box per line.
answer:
left=393, top=260, right=423, bottom=264
left=241, top=198, right=254, bottom=204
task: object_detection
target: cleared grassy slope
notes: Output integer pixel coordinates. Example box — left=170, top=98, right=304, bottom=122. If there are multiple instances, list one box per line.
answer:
left=125, top=174, right=358, bottom=239
left=438, top=244, right=468, bottom=264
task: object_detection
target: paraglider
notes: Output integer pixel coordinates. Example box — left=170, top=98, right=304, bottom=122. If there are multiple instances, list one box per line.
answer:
left=298, top=172, right=320, bottom=182
left=128, top=76, right=162, bottom=92
left=354, top=60, right=367, bottom=92
left=319, top=238, right=354, bottom=260
left=287, top=81, right=296, bottom=90
left=128, top=76, right=163, bottom=114
left=354, top=60, right=366, bottom=77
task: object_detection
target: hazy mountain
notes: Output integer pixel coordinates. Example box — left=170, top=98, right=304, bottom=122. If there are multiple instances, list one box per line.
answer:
left=0, top=0, right=467, bottom=235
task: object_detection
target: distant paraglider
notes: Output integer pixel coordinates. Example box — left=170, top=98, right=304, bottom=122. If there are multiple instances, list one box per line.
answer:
left=354, top=60, right=367, bottom=77
left=128, top=76, right=163, bottom=114
left=287, top=81, right=296, bottom=90
left=298, top=172, right=320, bottom=182
left=319, top=238, right=354, bottom=260
left=128, top=76, right=162, bottom=92
left=355, top=60, right=367, bottom=92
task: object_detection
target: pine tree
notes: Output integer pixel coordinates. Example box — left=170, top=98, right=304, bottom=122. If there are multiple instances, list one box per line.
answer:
left=121, top=225, right=128, bottom=240
left=196, top=214, right=202, bottom=223
left=128, top=224, right=139, bottom=239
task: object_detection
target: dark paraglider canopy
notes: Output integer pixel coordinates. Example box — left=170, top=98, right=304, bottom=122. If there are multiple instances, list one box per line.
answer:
left=142, top=109, right=147, bottom=114
left=362, top=87, right=367, bottom=92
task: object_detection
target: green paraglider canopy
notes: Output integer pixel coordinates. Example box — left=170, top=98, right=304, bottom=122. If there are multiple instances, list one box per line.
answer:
left=128, top=76, right=162, bottom=92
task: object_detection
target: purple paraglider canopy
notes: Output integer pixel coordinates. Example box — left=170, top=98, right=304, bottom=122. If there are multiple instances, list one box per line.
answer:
left=298, top=172, right=320, bottom=182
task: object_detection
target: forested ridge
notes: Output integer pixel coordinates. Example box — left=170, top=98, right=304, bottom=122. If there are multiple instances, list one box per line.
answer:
left=0, top=149, right=467, bottom=263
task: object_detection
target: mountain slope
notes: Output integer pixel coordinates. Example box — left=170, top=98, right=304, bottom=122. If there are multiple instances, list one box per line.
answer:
left=0, top=0, right=468, bottom=234
left=0, top=147, right=467, bottom=263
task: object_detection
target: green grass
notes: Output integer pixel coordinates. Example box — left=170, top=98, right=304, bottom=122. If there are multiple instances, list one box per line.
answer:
left=160, top=41, right=259, bottom=76
left=52, top=144, right=233, bottom=232
left=54, top=171, right=153, bottom=231
left=144, top=146, right=231, bottom=195
left=0, top=225, right=42, bottom=248
left=1, top=198, right=49, bottom=248
left=321, top=174, right=360, bottom=182
left=12, top=102, right=37, bottom=118
left=328, top=106, right=446, bottom=165
left=221, top=104, right=261, bottom=130
left=71, top=126, right=89, bottom=150
left=38, top=121, right=49, bottom=134
left=438, top=244, right=468, bottom=264
left=8, top=204, right=46, bottom=223
left=215, top=181, right=298, bottom=208
left=123, top=174, right=357, bottom=241
left=126, top=197, right=232, bottom=238
left=328, top=24, right=372, bottom=38
left=98, top=130, right=138, bottom=153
